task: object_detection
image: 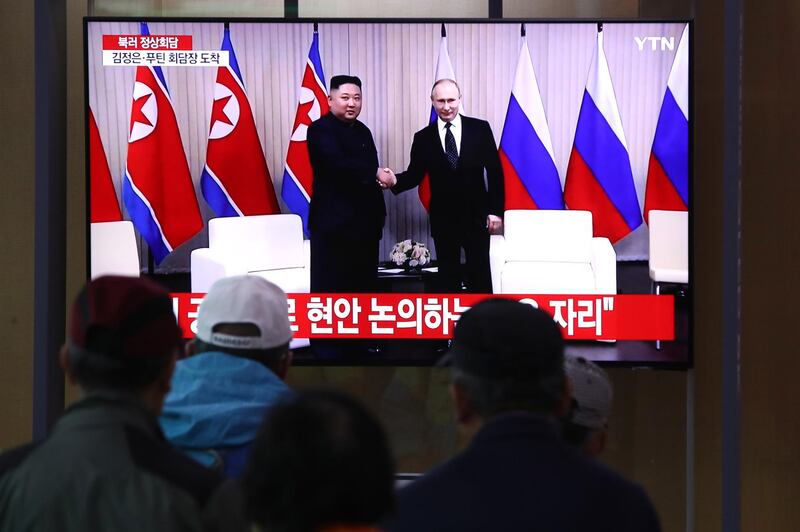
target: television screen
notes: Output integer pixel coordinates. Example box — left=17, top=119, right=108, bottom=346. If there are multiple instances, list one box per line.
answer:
left=85, top=18, right=691, bottom=367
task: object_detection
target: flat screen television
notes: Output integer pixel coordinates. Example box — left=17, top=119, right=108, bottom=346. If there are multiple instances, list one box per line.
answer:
left=84, top=18, right=691, bottom=367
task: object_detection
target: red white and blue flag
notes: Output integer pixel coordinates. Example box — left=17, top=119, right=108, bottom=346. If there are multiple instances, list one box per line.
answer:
left=122, top=23, right=202, bottom=264
left=499, top=31, right=563, bottom=210
left=89, top=107, right=123, bottom=222
left=644, top=24, right=689, bottom=223
left=201, top=25, right=280, bottom=217
left=564, top=27, right=643, bottom=243
left=281, top=28, right=328, bottom=237
left=418, top=25, right=461, bottom=212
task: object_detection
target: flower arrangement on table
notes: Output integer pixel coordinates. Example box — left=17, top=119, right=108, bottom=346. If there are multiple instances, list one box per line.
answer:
left=389, top=239, right=431, bottom=270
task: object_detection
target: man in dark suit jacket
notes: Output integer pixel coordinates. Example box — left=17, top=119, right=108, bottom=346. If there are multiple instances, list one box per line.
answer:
left=307, top=75, right=386, bottom=294
left=384, top=299, right=662, bottom=532
left=379, top=79, right=503, bottom=293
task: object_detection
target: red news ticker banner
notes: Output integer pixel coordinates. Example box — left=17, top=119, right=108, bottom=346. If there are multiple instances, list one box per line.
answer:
left=171, top=293, right=675, bottom=341
left=102, top=35, right=193, bottom=50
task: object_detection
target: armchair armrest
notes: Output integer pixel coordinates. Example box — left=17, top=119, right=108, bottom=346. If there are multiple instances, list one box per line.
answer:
left=190, top=248, right=249, bottom=292
left=590, top=237, right=617, bottom=294
left=303, top=239, right=311, bottom=270
left=489, top=235, right=506, bottom=294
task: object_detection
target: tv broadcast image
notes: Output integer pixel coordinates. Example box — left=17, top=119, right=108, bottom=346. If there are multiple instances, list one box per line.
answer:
left=85, top=19, right=691, bottom=366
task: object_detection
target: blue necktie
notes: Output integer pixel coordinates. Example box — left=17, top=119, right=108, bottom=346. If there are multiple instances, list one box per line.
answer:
left=444, top=122, right=458, bottom=169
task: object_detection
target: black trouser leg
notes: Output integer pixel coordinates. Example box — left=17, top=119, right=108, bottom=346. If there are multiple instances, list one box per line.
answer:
left=311, top=234, right=378, bottom=293
left=433, top=236, right=462, bottom=293
left=462, top=230, right=492, bottom=293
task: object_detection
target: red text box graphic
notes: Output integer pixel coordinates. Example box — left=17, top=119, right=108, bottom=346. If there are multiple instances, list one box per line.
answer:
left=172, top=293, right=675, bottom=341
left=102, top=35, right=193, bottom=51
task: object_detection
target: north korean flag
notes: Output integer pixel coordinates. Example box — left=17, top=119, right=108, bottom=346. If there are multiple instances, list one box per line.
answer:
left=200, top=25, right=280, bottom=217
left=122, top=23, right=202, bottom=264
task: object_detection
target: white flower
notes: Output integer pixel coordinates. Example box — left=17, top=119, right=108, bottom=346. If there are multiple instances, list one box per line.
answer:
left=390, top=240, right=431, bottom=268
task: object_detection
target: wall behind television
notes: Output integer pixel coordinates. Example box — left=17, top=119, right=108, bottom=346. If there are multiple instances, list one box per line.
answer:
left=87, top=20, right=686, bottom=271
left=25, top=1, right=800, bottom=532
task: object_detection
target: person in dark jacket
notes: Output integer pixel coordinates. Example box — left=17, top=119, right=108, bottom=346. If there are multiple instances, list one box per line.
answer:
left=385, top=299, right=661, bottom=532
left=307, top=74, right=386, bottom=294
left=0, top=275, right=244, bottom=532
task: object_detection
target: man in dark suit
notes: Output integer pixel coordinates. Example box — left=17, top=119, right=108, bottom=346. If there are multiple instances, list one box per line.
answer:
left=307, top=74, right=386, bottom=294
left=384, top=299, right=662, bottom=532
left=379, top=79, right=503, bottom=293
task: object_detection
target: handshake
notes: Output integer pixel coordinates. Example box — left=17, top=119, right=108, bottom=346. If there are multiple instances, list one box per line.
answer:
left=376, top=167, right=397, bottom=189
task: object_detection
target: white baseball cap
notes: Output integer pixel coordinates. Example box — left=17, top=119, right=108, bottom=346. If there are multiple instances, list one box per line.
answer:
left=565, top=355, right=613, bottom=430
left=196, top=275, right=292, bottom=350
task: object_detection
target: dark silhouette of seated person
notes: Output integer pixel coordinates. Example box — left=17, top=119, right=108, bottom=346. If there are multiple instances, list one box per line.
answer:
left=242, top=390, right=395, bottom=532
left=385, top=299, right=661, bottom=532
left=0, top=275, right=240, bottom=532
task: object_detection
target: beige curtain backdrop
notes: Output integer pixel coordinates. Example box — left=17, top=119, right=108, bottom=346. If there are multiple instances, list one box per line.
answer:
left=87, top=21, right=686, bottom=272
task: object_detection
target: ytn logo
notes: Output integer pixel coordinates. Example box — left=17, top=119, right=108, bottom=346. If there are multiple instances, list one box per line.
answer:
left=634, top=36, right=675, bottom=51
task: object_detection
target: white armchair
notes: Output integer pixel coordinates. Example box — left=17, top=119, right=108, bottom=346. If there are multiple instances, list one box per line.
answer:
left=647, top=209, right=688, bottom=349
left=490, top=210, right=616, bottom=295
left=191, top=214, right=310, bottom=349
left=90, top=221, right=141, bottom=279
left=648, top=209, right=689, bottom=293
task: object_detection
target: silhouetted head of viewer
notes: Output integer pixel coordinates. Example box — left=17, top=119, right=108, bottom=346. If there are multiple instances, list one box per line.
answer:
left=242, top=390, right=395, bottom=532
left=61, top=275, right=183, bottom=414
left=443, top=298, right=570, bottom=433
left=562, top=355, right=613, bottom=457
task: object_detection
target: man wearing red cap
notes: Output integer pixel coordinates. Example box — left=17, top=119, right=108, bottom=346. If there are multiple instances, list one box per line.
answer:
left=0, top=276, right=244, bottom=532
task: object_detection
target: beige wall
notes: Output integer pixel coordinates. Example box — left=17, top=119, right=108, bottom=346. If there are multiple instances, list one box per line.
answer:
left=690, top=1, right=724, bottom=529
left=740, top=0, right=800, bottom=528
left=503, top=0, right=637, bottom=18
left=0, top=2, right=35, bottom=450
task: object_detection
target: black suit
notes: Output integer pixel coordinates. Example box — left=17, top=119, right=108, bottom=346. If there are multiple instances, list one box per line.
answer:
left=307, top=112, right=386, bottom=293
left=392, top=115, right=503, bottom=293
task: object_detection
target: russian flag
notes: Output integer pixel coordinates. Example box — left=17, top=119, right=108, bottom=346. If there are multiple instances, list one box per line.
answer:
left=564, top=27, right=643, bottom=243
left=418, top=24, right=462, bottom=212
left=281, top=27, right=328, bottom=237
left=201, top=25, right=280, bottom=217
left=644, top=24, right=689, bottom=223
left=122, top=23, right=202, bottom=264
left=89, top=107, right=123, bottom=222
left=498, top=30, right=563, bottom=210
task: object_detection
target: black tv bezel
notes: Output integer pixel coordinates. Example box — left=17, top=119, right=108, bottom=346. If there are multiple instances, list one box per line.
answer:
left=83, top=16, right=694, bottom=370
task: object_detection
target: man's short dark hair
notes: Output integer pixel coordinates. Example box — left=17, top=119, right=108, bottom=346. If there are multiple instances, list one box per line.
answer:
left=451, top=365, right=565, bottom=418
left=242, top=390, right=394, bottom=531
left=330, top=74, right=362, bottom=91
left=446, top=298, right=566, bottom=417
